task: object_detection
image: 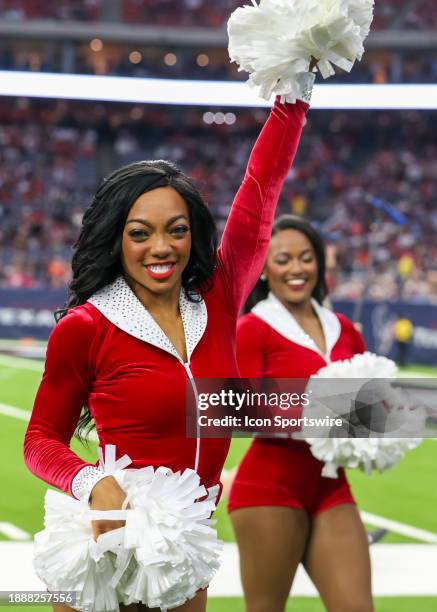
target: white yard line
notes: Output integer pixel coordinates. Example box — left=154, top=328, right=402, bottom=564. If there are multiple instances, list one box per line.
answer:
left=0, top=369, right=19, bottom=382
left=0, top=523, right=31, bottom=541
left=0, top=403, right=30, bottom=421
left=0, top=542, right=436, bottom=596
left=0, top=400, right=435, bottom=541
left=1, top=356, right=437, bottom=549
left=215, top=543, right=437, bottom=597
left=361, top=511, right=437, bottom=544
left=0, top=401, right=98, bottom=442
left=0, top=354, right=43, bottom=372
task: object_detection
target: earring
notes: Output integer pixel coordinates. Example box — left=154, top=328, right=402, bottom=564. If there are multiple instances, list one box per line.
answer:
left=260, top=274, right=267, bottom=281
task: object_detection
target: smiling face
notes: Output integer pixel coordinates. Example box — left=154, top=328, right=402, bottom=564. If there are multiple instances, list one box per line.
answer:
left=121, top=186, right=191, bottom=301
left=264, top=228, right=319, bottom=307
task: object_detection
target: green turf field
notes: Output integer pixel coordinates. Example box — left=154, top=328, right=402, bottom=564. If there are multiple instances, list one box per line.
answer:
left=0, top=354, right=436, bottom=611
left=3, top=598, right=437, bottom=612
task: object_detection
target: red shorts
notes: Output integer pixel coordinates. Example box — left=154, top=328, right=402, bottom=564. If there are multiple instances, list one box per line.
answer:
left=228, top=438, right=355, bottom=516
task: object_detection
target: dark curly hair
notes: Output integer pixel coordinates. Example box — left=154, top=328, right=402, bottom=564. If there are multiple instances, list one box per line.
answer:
left=57, top=159, right=217, bottom=441
left=244, top=214, right=328, bottom=312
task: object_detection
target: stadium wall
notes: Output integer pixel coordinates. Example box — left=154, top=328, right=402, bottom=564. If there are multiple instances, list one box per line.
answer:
left=0, top=290, right=436, bottom=366
left=335, top=300, right=437, bottom=366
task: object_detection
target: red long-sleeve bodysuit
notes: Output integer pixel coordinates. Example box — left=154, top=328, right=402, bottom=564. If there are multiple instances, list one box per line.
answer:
left=228, top=295, right=366, bottom=515
left=24, top=98, right=309, bottom=499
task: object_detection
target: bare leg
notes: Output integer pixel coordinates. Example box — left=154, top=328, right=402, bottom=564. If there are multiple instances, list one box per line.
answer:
left=303, top=504, right=373, bottom=612
left=53, top=587, right=207, bottom=612
left=231, top=506, right=310, bottom=612
left=172, top=590, right=207, bottom=612
left=120, top=590, right=207, bottom=611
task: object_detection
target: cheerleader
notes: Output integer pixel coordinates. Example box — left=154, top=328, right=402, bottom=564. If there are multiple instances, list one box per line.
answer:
left=228, top=215, right=374, bottom=612
left=23, top=90, right=310, bottom=611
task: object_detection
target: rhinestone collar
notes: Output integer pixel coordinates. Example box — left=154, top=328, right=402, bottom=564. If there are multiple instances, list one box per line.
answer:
left=88, top=275, right=207, bottom=363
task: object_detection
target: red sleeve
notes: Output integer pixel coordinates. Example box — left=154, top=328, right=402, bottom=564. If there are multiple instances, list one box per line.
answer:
left=338, top=314, right=366, bottom=355
left=23, top=307, right=98, bottom=496
left=216, top=97, right=309, bottom=314
left=236, top=314, right=267, bottom=378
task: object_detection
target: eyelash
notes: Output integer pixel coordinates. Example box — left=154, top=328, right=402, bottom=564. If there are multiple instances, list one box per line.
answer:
left=128, top=226, right=190, bottom=240
left=275, top=257, right=314, bottom=265
left=172, top=226, right=190, bottom=236
left=129, top=229, right=148, bottom=239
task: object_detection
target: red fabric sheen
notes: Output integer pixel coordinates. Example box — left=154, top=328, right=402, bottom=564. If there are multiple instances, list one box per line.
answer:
left=228, top=309, right=365, bottom=514
left=24, top=98, right=309, bottom=497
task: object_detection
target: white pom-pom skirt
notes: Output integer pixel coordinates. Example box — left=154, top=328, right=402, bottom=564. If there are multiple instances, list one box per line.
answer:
left=34, top=463, right=222, bottom=612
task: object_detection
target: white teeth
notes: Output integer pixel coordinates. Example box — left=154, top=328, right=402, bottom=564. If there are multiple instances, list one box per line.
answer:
left=148, top=264, right=172, bottom=273
left=287, top=279, right=306, bottom=286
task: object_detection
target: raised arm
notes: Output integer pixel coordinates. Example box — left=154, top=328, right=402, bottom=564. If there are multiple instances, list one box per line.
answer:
left=216, top=96, right=309, bottom=314
left=23, top=307, right=103, bottom=500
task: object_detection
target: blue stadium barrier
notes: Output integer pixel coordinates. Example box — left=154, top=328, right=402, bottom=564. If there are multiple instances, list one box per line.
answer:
left=334, top=300, right=437, bottom=368
left=0, top=288, right=66, bottom=340
left=0, top=289, right=436, bottom=366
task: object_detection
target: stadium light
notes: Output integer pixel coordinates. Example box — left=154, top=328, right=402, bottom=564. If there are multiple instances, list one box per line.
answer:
left=0, top=71, right=437, bottom=109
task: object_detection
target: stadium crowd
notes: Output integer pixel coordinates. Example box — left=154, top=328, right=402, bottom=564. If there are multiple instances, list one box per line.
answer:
left=0, top=0, right=100, bottom=21
left=121, top=0, right=437, bottom=30
left=1, top=0, right=436, bottom=83
left=0, top=99, right=435, bottom=302
left=0, top=40, right=435, bottom=85
left=1, top=0, right=437, bottom=30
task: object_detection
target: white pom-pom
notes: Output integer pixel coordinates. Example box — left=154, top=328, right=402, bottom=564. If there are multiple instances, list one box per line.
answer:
left=308, top=436, right=422, bottom=478
left=116, top=467, right=222, bottom=611
left=299, top=352, right=424, bottom=478
left=34, top=490, right=121, bottom=612
left=34, top=455, right=222, bottom=611
left=228, top=0, right=374, bottom=102
left=311, top=351, right=398, bottom=380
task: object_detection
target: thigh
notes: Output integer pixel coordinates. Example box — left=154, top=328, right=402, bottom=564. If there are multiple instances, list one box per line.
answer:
left=231, top=506, right=310, bottom=612
left=173, top=589, right=207, bottom=612
left=303, top=504, right=373, bottom=612
left=53, top=580, right=207, bottom=612
left=118, top=589, right=207, bottom=612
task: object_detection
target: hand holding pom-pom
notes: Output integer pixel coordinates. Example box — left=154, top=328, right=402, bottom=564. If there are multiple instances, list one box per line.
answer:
left=34, top=447, right=223, bottom=612
left=90, top=476, right=127, bottom=541
left=228, top=0, right=374, bottom=103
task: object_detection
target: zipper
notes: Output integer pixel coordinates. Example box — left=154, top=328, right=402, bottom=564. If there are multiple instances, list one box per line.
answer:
left=181, top=360, right=200, bottom=472
left=160, top=346, right=201, bottom=473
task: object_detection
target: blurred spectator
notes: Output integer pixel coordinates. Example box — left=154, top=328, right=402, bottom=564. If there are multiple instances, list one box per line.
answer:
left=0, top=0, right=101, bottom=21
left=0, top=39, right=435, bottom=85
left=0, top=97, right=436, bottom=303
left=1, top=0, right=436, bottom=30
left=393, top=315, right=414, bottom=366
